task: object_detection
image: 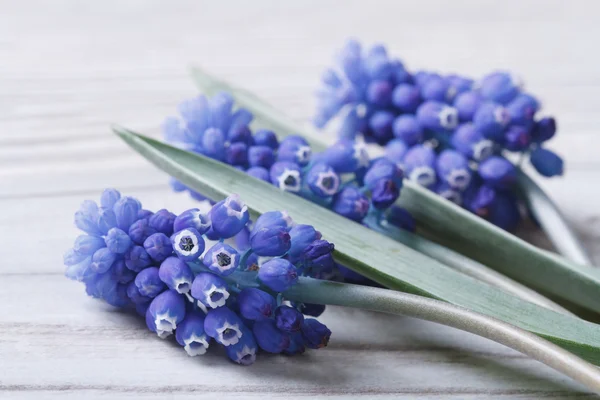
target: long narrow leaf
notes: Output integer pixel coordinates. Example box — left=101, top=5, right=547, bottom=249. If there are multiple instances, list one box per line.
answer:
left=517, top=170, right=592, bottom=265
left=188, top=66, right=600, bottom=314
left=114, top=125, right=600, bottom=365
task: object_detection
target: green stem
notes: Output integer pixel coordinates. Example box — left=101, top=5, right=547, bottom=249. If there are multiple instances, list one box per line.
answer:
left=285, top=278, right=600, bottom=395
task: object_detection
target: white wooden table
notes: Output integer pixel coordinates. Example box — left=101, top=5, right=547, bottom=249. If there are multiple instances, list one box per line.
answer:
left=2, top=1, right=599, bottom=398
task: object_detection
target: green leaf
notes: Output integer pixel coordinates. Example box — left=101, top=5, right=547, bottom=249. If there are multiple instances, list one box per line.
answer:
left=114, top=125, right=600, bottom=365
left=188, top=66, right=600, bottom=315
left=517, top=170, right=592, bottom=265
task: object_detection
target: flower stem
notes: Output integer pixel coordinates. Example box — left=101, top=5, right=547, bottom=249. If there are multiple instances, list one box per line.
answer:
left=284, top=278, right=600, bottom=394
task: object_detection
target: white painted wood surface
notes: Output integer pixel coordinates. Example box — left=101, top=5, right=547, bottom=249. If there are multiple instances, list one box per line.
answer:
left=1, top=0, right=599, bottom=398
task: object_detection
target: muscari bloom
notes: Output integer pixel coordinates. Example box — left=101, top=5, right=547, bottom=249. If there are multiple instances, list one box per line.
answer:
left=65, top=190, right=333, bottom=366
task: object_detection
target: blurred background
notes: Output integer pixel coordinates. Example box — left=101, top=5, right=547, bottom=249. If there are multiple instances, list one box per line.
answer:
left=1, top=1, right=599, bottom=398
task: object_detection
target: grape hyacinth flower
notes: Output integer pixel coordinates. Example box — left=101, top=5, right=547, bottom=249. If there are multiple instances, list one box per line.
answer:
left=312, top=38, right=566, bottom=232
left=65, top=189, right=334, bottom=366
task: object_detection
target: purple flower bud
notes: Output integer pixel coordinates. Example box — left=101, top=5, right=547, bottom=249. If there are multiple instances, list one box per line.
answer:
left=74, top=200, right=102, bottom=236
left=473, top=102, right=510, bottom=141
left=148, top=209, right=176, bottom=236
left=253, top=129, right=279, bottom=149
left=436, top=149, right=471, bottom=190
left=453, top=91, right=484, bottom=122
left=318, top=139, right=370, bottom=173
left=277, top=135, right=312, bottom=166
left=104, top=283, right=130, bottom=308
left=305, top=162, right=340, bottom=198
left=143, top=233, right=173, bottom=262
left=332, top=187, right=370, bottom=222
left=392, top=115, right=423, bottom=146
left=478, top=156, right=516, bottom=189
left=368, top=111, right=395, bottom=144
left=100, top=188, right=121, bottom=209
left=204, top=226, right=220, bottom=241
left=128, top=218, right=157, bottom=245
left=175, top=311, right=210, bottom=356
left=203, top=243, right=240, bottom=276
left=288, top=224, right=322, bottom=260
left=226, top=327, right=257, bottom=365
left=532, top=117, right=556, bottom=143
left=416, top=101, right=458, bottom=131
left=403, top=144, right=437, bottom=188
left=171, top=228, right=205, bottom=261
left=253, top=211, right=294, bottom=232
left=392, top=83, right=421, bottom=113
left=507, top=94, right=539, bottom=128
left=421, top=76, right=455, bottom=102
left=113, top=259, right=135, bottom=284
left=135, top=267, right=166, bottom=298
left=258, top=258, right=298, bottom=292
left=238, top=288, right=276, bottom=321
left=159, top=256, right=194, bottom=294
left=246, top=166, right=270, bottom=182
left=446, top=74, right=474, bottom=95
left=90, top=247, right=116, bottom=273
left=384, top=139, right=409, bottom=166
left=371, top=178, right=400, bottom=209
left=105, top=227, right=132, bottom=254
left=269, top=161, right=302, bottom=193
left=227, top=124, right=253, bottom=146
left=413, top=70, right=439, bottom=88
left=173, top=208, right=211, bottom=235
left=202, top=127, right=226, bottom=161
left=204, top=306, right=244, bottom=346
left=248, top=145, right=276, bottom=169
left=504, top=125, right=531, bottom=152
left=225, top=142, right=248, bottom=166
left=73, top=235, right=105, bottom=256
left=301, top=319, right=331, bottom=349
left=451, top=124, right=494, bottom=161
left=209, top=194, right=250, bottom=238
left=275, top=305, right=304, bottom=332
left=127, top=280, right=152, bottom=304
left=338, top=108, right=366, bottom=141
left=64, top=255, right=92, bottom=282
left=191, top=272, right=230, bottom=308
left=489, top=192, right=521, bottom=231
left=114, top=196, right=141, bottom=231
left=97, top=208, right=117, bottom=235
left=464, top=184, right=496, bottom=217
left=364, top=158, right=403, bottom=189
left=386, top=206, right=416, bottom=232
left=530, top=147, right=563, bottom=177
left=135, top=302, right=149, bottom=317
left=146, top=290, right=186, bottom=339
left=284, top=331, right=306, bottom=355
left=250, top=226, right=291, bottom=257
left=366, top=80, right=393, bottom=106
left=434, top=181, right=463, bottom=205
left=479, top=71, right=521, bottom=104
left=253, top=319, right=290, bottom=353
left=124, top=245, right=152, bottom=272
left=138, top=209, right=153, bottom=219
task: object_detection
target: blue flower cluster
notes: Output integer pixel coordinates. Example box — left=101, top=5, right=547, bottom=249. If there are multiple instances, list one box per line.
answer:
left=163, top=93, right=415, bottom=233
left=314, top=39, right=564, bottom=231
left=64, top=189, right=333, bottom=365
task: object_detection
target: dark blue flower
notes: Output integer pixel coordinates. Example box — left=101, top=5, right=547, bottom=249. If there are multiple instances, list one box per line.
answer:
left=191, top=272, right=230, bottom=308
left=225, top=142, right=248, bottom=166
left=368, top=111, right=395, bottom=144
left=277, top=136, right=312, bottom=166
left=171, top=228, right=205, bottom=261
left=403, top=144, right=437, bottom=188
left=371, top=179, right=400, bottom=210
left=258, top=258, right=298, bottom=292
left=305, top=162, right=340, bottom=198
left=504, top=125, right=531, bottom=152
left=253, top=319, right=290, bottom=353
left=363, top=158, right=403, bottom=189
left=435, top=149, right=471, bottom=190
left=135, top=267, right=166, bottom=298
left=104, top=228, right=132, bottom=254
left=288, top=224, right=321, bottom=260
left=530, top=147, right=563, bottom=177
left=159, top=256, right=194, bottom=294
left=489, top=191, right=521, bottom=231
left=173, top=208, right=211, bottom=235
left=416, top=101, right=458, bottom=132
left=175, top=311, right=210, bottom=356
left=275, top=305, right=304, bottom=332
left=332, top=187, right=370, bottom=222
left=317, top=139, right=370, bottom=173
left=143, top=233, right=173, bottom=262
left=124, top=245, right=152, bottom=272
left=128, top=218, right=157, bottom=245
left=451, top=123, right=494, bottom=161
left=145, top=290, right=186, bottom=339
left=453, top=91, right=484, bottom=122
left=269, top=161, right=302, bottom=192
left=392, top=83, right=421, bottom=113
left=248, top=145, right=276, bottom=168
left=250, top=225, right=291, bottom=257
left=226, top=327, right=257, bottom=365
left=148, top=209, right=176, bottom=237
left=253, top=129, right=279, bottom=149
left=392, top=115, right=423, bottom=146
left=464, top=184, right=496, bottom=218
left=204, top=306, right=244, bottom=346
left=473, top=102, right=511, bottom=141
left=301, top=319, right=331, bottom=349
left=238, top=288, right=276, bottom=321
left=478, top=156, right=516, bottom=189
left=284, top=331, right=306, bottom=355
left=384, top=139, right=409, bottom=166
left=127, top=281, right=152, bottom=304
left=113, top=259, right=136, bottom=284
left=479, top=71, right=521, bottom=104
left=532, top=117, right=556, bottom=143
left=434, top=181, right=463, bottom=205
left=246, top=166, right=270, bottom=182
left=506, top=93, right=539, bottom=128
left=203, top=242, right=240, bottom=276
left=252, top=211, right=294, bottom=232
left=421, top=75, right=456, bottom=102
left=209, top=195, right=250, bottom=238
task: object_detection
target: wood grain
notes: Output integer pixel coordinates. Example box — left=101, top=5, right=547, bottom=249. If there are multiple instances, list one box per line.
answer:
left=1, top=0, right=599, bottom=398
